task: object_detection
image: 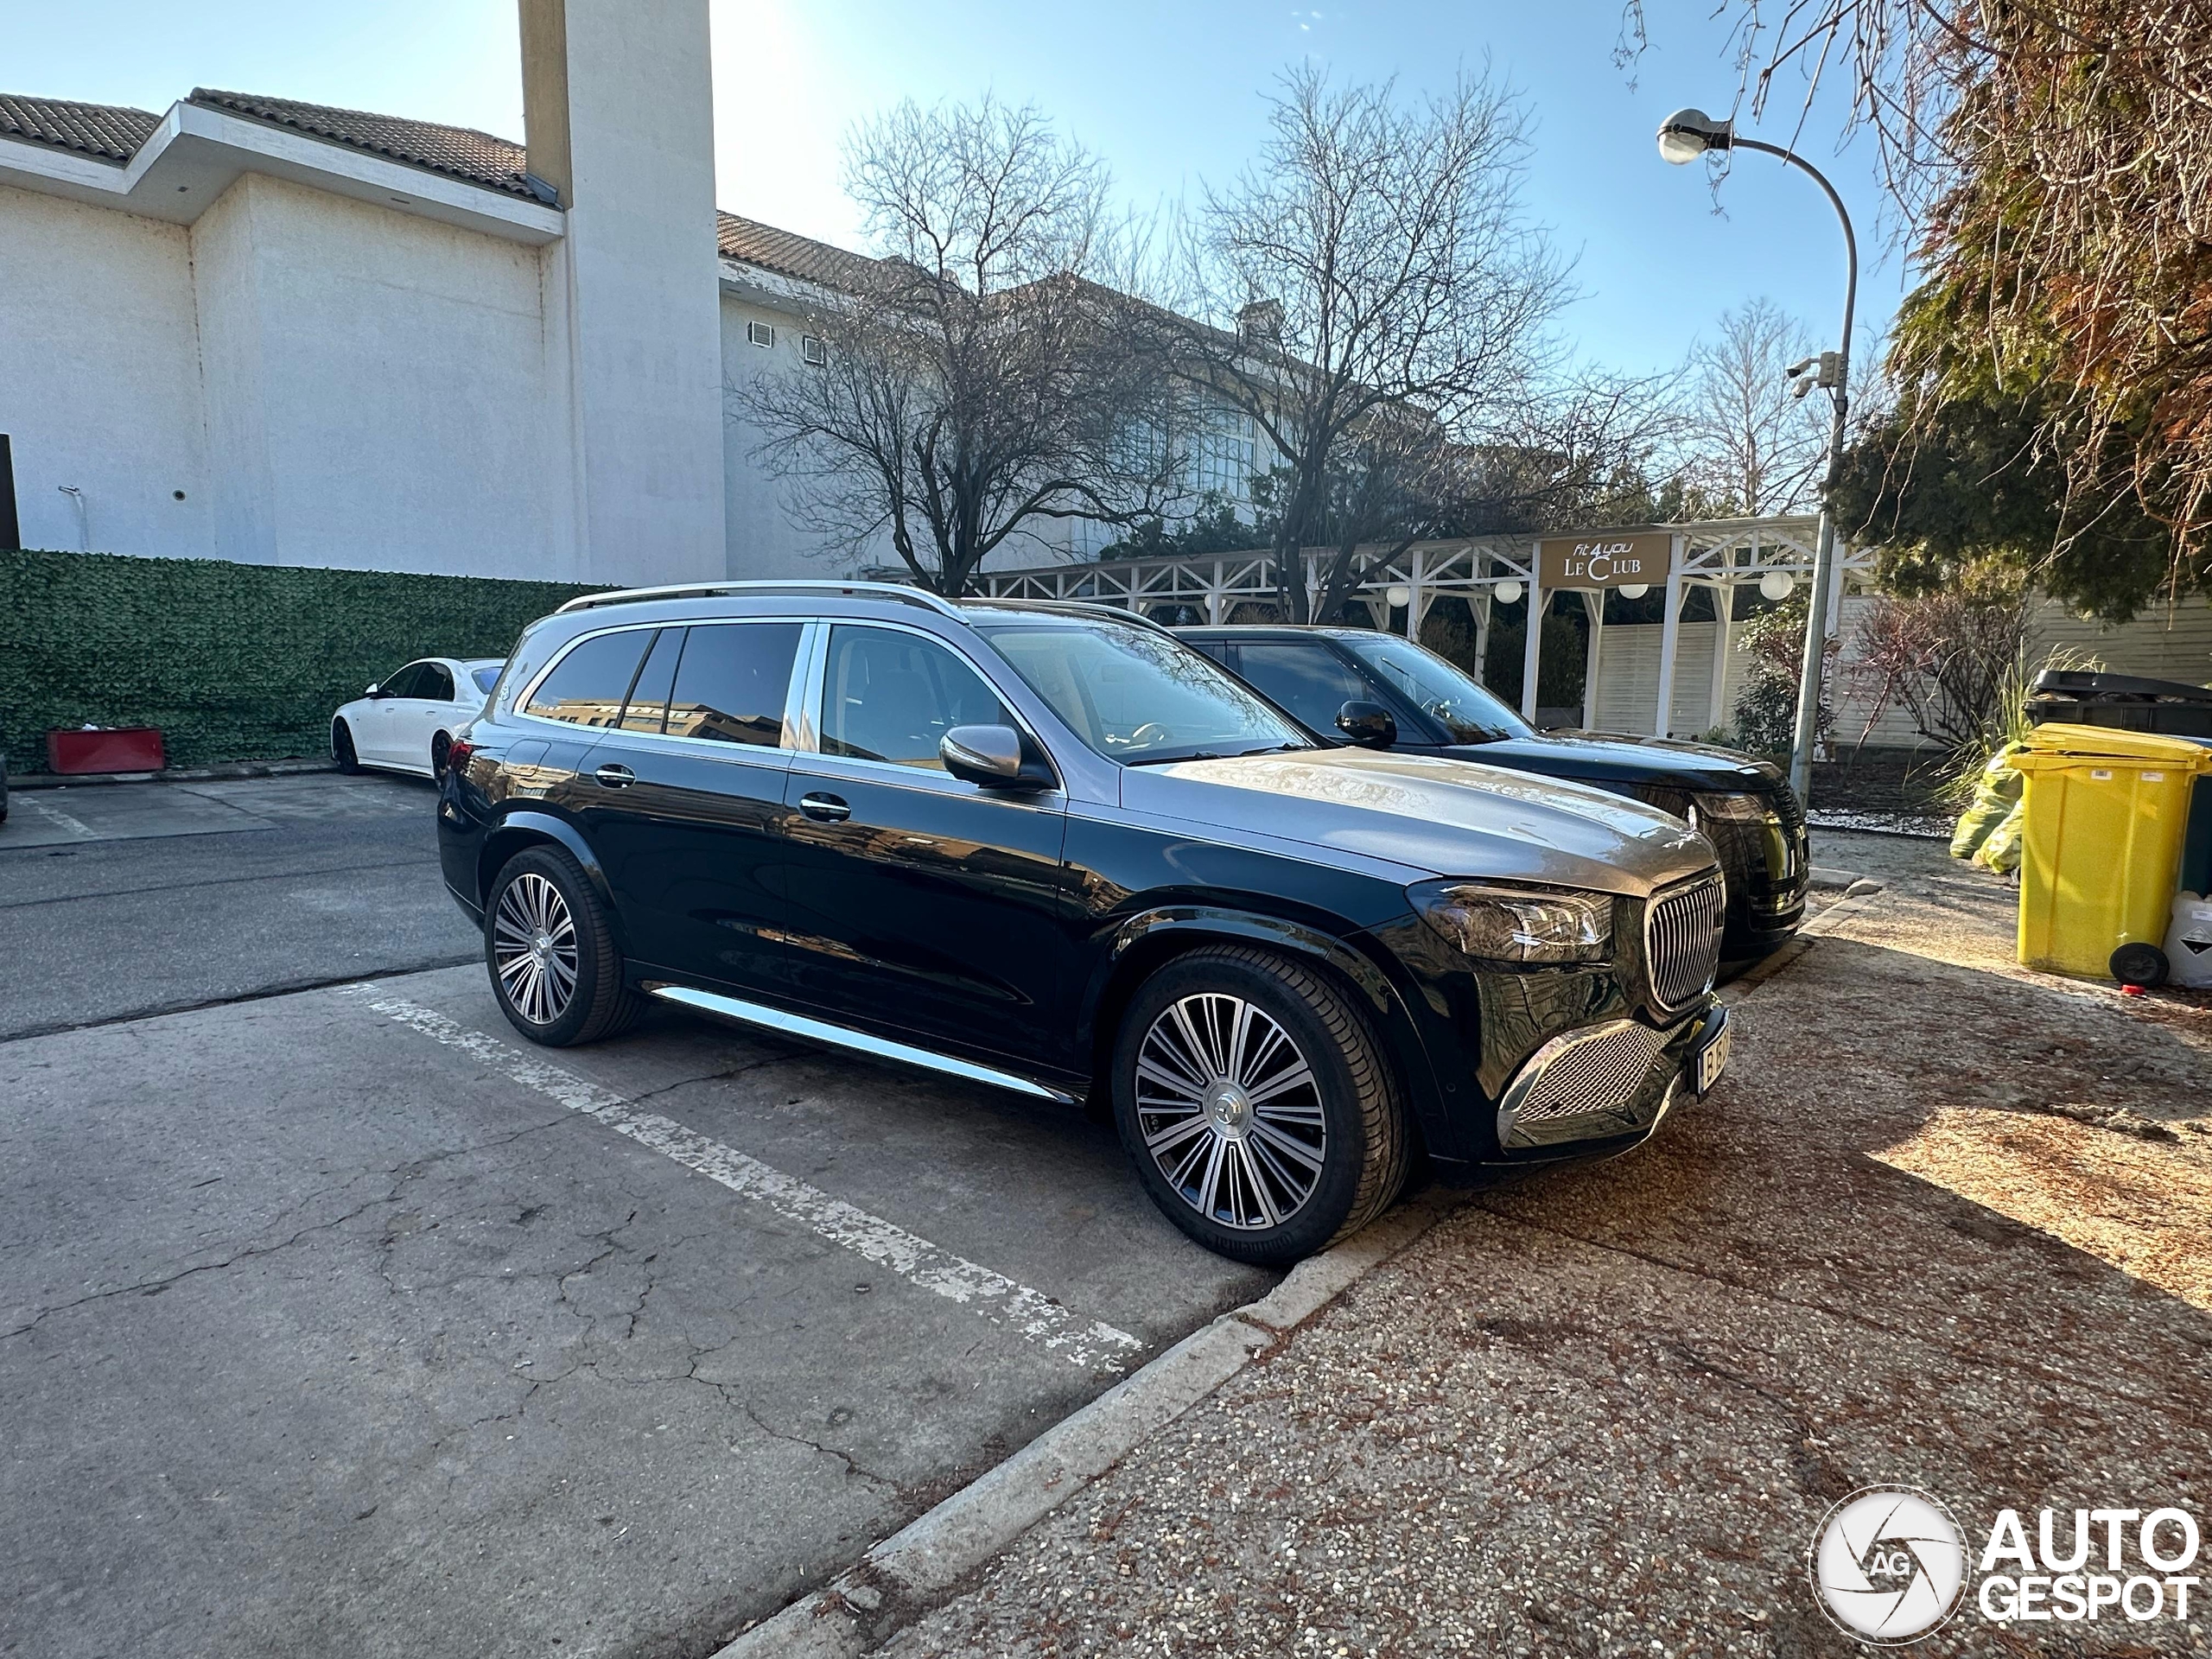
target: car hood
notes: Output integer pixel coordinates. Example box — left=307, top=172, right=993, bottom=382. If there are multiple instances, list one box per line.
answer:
left=1121, top=748, right=1718, bottom=897
left=1440, top=733, right=1778, bottom=791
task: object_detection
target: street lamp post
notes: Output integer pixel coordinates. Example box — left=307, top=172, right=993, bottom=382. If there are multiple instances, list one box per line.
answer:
left=1657, top=108, right=1858, bottom=805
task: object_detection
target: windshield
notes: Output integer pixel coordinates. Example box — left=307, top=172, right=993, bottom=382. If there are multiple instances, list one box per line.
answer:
left=1333, top=632, right=1531, bottom=743
left=980, top=622, right=1310, bottom=764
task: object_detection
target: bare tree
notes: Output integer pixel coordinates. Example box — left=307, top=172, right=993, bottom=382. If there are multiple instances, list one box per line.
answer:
left=1670, top=298, right=1829, bottom=517
left=1153, top=66, right=1571, bottom=621
left=744, top=97, right=1187, bottom=595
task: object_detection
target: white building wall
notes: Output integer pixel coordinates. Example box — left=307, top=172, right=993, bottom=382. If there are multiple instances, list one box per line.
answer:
left=0, top=183, right=212, bottom=558
left=718, top=289, right=866, bottom=579
left=206, top=174, right=563, bottom=578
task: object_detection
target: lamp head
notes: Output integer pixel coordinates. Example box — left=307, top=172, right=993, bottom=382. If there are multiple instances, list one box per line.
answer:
left=1657, top=108, right=1733, bottom=165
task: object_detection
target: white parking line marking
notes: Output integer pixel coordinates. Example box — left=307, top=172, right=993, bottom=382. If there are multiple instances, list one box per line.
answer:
left=354, top=991, right=1146, bottom=1373
left=27, top=798, right=99, bottom=839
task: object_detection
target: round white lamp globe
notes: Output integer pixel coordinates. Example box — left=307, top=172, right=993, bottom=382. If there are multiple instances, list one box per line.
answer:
left=1618, top=582, right=1649, bottom=601
left=1385, top=584, right=1412, bottom=609
left=1758, top=569, right=1796, bottom=601
left=1494, top=579, right=1524, bottom=606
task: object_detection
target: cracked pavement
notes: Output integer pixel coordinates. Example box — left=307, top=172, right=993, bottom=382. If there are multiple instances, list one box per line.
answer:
left=0, top=963, right=1274, bottom=1659
left=881, top=833, right=2212, bottom=1658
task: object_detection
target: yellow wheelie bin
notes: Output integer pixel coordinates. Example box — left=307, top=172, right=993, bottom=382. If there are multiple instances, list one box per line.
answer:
left=2007, top=723, right=2212, bottom=984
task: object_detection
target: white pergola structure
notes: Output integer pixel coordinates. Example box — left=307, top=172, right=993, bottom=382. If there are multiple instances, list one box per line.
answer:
left=975, top=514, right=1875, bottom=737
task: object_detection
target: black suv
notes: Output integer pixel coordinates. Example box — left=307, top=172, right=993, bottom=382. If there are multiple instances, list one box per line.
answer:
left=439, top=583, right=1731, bottom=1264
left=1178, top=626, right=1809, bottom=963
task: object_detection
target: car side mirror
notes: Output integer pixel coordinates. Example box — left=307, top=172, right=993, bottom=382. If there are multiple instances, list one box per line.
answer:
left=1335, top=700, right=1397, bottom=749
left=365, top=683, right=384, bottom=698
left=941, top=725, right=1055, bottom=791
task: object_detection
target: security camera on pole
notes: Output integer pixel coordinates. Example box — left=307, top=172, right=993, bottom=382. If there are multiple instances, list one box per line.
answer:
left=1656, top=108, right=1858, bottom=805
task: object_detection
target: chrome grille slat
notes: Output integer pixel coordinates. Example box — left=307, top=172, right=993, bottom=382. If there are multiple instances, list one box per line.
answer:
left=1646, top=876, right=1725, bottom=1011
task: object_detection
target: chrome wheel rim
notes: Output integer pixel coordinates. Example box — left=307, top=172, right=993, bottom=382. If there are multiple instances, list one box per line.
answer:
left=492, top=873, right=578, bottom=1026
left=1135, top=994, right=1326, bottom=1230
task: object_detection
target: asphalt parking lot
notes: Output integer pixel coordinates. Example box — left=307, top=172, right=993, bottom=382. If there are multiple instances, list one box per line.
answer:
left=0, top=772, right=479, bottom=1040
left=0, top=773, right=1274, bottom=1659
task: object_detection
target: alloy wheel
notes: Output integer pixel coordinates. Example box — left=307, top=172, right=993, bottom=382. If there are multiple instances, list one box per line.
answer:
left=493, top=872, right=579, bottom=1027
left=1133, top=992, right=1327, bottom=1230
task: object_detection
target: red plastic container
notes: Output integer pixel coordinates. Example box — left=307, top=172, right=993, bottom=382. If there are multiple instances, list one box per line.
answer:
left=47, top=727, right=166, bottom=775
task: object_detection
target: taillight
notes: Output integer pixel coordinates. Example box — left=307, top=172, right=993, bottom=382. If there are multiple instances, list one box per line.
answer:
left=445, top=739, right=475, bottom=774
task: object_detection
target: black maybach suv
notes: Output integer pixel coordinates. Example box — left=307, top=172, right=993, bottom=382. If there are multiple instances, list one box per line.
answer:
left=438, top=582, right=1733, bottom=1265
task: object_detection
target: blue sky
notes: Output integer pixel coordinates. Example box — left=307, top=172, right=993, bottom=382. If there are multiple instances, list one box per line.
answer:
left=3, top=0, right=1904, bottom=375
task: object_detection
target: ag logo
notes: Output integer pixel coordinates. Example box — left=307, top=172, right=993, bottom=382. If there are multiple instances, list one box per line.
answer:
left=1808, top=1485, right=1968, bottom=1643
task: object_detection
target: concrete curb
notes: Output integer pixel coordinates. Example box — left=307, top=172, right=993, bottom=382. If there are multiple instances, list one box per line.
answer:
left=10, top=757, right=335, bottom=790
left=712, top=1189, right=1464, bottom=1658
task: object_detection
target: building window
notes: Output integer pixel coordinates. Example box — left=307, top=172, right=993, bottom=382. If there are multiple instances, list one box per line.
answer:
left=801, top=334, right=827, bottom=367
left=747, top=320, right=776, bottom=348
left=1192, top=408, right=1255, bottom=499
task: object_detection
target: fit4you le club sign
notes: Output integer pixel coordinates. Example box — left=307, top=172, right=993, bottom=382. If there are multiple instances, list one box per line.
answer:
left=1537, top=531, right=1674, bottom=590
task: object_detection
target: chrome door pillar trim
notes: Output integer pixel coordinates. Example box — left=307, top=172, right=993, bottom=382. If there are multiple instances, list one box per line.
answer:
left=648, top=984, right=1079, bottom=1104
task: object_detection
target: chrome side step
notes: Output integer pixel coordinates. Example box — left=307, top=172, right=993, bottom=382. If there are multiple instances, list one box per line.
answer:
left=648, top=985, right=1078, bottom=1105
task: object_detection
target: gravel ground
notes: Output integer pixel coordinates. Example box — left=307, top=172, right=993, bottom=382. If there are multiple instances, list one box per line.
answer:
left=880, top=831, right=2212, bottom=1658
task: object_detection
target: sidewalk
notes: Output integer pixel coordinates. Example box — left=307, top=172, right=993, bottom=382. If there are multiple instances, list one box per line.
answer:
left=876, top=833, right=2212, bottom=1656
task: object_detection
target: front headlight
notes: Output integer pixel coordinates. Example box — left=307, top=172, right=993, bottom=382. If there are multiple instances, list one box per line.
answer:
left=1408, top=880, right=1612, bottom=965
left=1690, top=791, right=1775, bottom=825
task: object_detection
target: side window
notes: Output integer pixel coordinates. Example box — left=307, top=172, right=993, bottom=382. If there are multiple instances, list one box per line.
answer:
left=417, top=662, right=455, bottom=702
left=619, top=628, right=685, bottom=734
left=665, top=622, right=803, bottom=747
left=379, top=662, right=427, bottom=699
left=819, top=626, right=1014, bottom=770
left=524, top=631, right=652, bottom=728
left=1233, top=644, right=1372, bottom=734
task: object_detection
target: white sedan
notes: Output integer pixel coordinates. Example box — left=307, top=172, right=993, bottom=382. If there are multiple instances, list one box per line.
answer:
left=332, top=658, right=503, bottom=779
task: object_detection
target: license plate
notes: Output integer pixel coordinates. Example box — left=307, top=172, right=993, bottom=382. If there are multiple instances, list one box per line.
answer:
left=1694, top=1019, right=1732, bottom=1095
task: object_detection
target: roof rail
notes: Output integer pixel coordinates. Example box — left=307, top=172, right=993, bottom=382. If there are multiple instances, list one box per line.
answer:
left=554, top=579, right=966, bottom=619
left=969, top=596, right=1180, bottom=639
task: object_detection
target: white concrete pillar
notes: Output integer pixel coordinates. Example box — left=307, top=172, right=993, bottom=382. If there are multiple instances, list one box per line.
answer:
left=1580, top=589, right=1605, bottom=730
left=1651, top=534, right=1686, bottom=737
left=1707, top=582, right=1733, bottom=734
left=1520, top=581, right=1544, bottom=724
left=524, top=0, right=727, bottom=586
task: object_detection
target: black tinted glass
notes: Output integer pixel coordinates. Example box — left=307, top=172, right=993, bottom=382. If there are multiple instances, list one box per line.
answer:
left=666, top=623, right=802, bottom=747
left=821, top=626, right=1013, bottom=769
left=1232, top=644, right=1372, bottom=733
left=417, top=662, right=455, bottom=702
left=380, top=662, right=428, bottom=698
left=524, top=631, right=651, bottom=728
left=471, top=664, right=503, bottom=695
left=619, top=628, right=684, bottom=734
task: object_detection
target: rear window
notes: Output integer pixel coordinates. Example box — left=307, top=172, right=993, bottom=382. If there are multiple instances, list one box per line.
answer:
left=524, top=631, right=652, bottom=728
left=471, top=665, right=502, bottom=696
left=666, top=622, right=804, bottom=747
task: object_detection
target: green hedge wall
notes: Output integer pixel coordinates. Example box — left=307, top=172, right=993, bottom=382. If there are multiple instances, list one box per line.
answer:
left=0, top=549, right=603, bottom=774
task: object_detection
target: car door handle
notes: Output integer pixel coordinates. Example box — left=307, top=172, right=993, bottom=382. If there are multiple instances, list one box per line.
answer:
left=594, top=764, right=635, bottom=789
left=798, top=791, right=850, bottom=822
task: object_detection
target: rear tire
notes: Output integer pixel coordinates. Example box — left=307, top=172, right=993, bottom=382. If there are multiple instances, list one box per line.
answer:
left=333, top=719, right=362, bottom=775
left=430, top=730, right=452, bottom=780
left=1112, top=944, right=1409, bottom=1266
left=485, top=846, right=642, bottom=1046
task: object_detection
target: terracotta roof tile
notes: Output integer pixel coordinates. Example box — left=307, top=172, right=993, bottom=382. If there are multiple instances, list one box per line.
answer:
left=0, top=93, right=162, bottom=163
left=716, top=211, right=885, bottom=289
left=188, top=89, right=549, bottom=200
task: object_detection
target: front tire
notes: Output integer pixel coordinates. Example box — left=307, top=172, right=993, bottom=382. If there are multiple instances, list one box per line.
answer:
left=333, top=719, right=362, bottom=775
left=485, top=846, right=641, bottom=1046
left=1112, top=945, right=1410, bottom=1266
